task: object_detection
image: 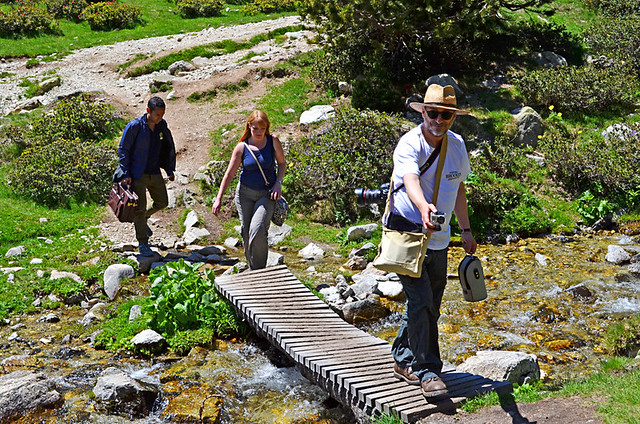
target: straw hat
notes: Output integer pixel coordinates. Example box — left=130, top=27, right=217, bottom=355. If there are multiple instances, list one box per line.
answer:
left=409, top=84, right=469, bottom=115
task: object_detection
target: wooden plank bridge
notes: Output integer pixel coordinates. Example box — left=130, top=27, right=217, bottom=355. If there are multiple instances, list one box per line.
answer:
left=215, top=265, right=512, bottom=423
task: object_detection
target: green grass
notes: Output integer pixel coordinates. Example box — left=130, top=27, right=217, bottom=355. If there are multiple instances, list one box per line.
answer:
left=459, top=358, right=640, bottom=423
left=0, top=1, right=296, bottom=58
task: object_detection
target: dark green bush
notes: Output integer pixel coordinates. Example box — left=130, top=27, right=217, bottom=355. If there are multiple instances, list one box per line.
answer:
left=286, top=106, right=411, bottom=224
left=465, top=170, right=539, bottom=236
left=513, top=65, right=640, bottom=114
left=513, top=20, right=584, bottom=65
left=585, top=0, right=640, bottom=17
left=8, top=138, right=117, bottom=207
left=241, top=0, right=297, bottom=15
left=45, top=0, right=88, bottom=21
left=585, top=17, right=640, bottom=75
left=0, top=5, right=60, bottom=36
left=79, top=1, right=141, bottom=31
left=176, top=0, right=224, bottom=18
left=31, top=94, right=123, bottom=144
left=538, top=120, right=640, bottom=207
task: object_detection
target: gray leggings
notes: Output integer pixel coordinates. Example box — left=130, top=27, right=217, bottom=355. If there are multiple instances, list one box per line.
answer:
left=235, top=183, right=275, bottom=270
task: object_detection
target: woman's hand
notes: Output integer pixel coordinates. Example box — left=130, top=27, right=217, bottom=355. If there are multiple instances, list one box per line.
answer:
left=270, top=181, right=282, bottom=200
left=211, top=197, right=222, bottom=215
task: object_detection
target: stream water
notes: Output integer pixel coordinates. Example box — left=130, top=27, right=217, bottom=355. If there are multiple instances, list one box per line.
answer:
left=2, top=232, right=639, bottom=423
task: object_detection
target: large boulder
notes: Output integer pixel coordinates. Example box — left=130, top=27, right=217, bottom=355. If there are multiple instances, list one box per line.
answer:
left=513, top=106, right=543, bottom=148
left=0, top=371, right=62, bottom=422
left=457, top=350, right=540, bottom=385
left=93, top=367, right=159, bottom=418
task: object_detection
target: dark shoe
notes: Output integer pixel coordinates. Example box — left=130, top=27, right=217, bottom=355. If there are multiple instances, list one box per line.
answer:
left=145, top=224, right=153, bottom=237
left=138, top=243, right=154, bottom=257
left=421, top=376, right=448, bottom=398
left=393, top=363, right=420, bottom=386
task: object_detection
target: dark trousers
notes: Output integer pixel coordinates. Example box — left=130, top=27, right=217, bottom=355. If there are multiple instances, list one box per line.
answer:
left=391, top=248, right=448, bottom=382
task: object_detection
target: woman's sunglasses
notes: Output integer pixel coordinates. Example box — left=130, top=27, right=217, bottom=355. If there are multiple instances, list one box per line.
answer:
left=425, top=109, right=454, bottom=120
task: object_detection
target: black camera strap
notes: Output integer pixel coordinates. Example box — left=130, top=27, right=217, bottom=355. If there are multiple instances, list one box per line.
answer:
left=390, top=140, right=442, bottom=195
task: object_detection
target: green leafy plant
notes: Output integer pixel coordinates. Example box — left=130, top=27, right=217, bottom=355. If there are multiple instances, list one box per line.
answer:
left=45, top=0, right=89, bottom=21
left=576, top=189, right=616, bottom=223
left=80, top=1, right=142, bottom=31
left=144, top=259, right=246, bottom=338
left=585, top=17, right=640, bottom=75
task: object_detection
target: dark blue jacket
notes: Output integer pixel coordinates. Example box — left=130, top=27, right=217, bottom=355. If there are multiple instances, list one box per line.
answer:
left=113, top=114, right=176, bottom=182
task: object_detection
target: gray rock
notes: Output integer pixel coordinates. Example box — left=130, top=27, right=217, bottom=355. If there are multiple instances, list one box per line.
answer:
left=224, top=237, right=241, bottom=249
left=38, top=313, right=60, bottom=323
left=266, top=251, right=284, bottom=267
left=268, top=223, right=292, bottom=246
left=168, top=60, right=195, bottom=75
left=184, top=210, right=199, bottom=230
left=457, top=350, right=540, bottom=385
left=532, top=51, right=567, bottom=68
left=39, top=76, right=61, bottom=92
left=513, top=106, right=543, bottom=148
left=103, top=264, right=135, bottom=301
left=425, top=74, right=463, bottom=95
left=341, top=298, right=390, bottom=324
left=350, top=274, right=379, bottom=300
left=602, top=123, right=633, bottom=142
left=0, top=371, right=62, bottom=422
left=349, top=242, right=377, bottom=258
left=50, top=270, right=82, bottom=283
left=130, top=329, right=165, bottom=348
left=343, top=256, right=367, bottom=271
left=198, top=245, right=226, bottom=255
left=346, top=223, right=378, bottom=241
left=129, top=305, right=142, bottom=322
left=183, top=227, right=210, bottom=245
left=5, top=245, right=25, bottom=257
left=629, top=262, right=640, bottom=276
left=606, top=245, right=631, bottom=264
left=376, top=280, right=405, bottom=301
left=299, top=105, right=335, bottom=125
left=298, top=243, right=325, bottom=259
left=93, top=367, right=158, bottom=418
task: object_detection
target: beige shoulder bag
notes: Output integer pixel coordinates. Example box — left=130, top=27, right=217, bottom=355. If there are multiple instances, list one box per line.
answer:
left=372, top=135, right=448, bottom=277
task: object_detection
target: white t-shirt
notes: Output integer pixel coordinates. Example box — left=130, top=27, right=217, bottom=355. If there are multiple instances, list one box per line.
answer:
left=389, top=124, right=471, bottom=250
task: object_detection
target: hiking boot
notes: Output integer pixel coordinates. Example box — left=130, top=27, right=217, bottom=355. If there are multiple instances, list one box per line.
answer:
left=393, top=363, right=420, bottom=386
left=145, top=224, right=153, bottom=237
left=138, top=243, right=154, bottom=257
left=421, top=376, right=448, bottom=398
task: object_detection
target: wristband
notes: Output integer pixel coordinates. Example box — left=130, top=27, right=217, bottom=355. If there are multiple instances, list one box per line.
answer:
left=460, top=228, right=472, bottom=233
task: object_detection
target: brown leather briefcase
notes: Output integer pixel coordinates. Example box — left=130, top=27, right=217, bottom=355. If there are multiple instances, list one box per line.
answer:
left=108, top=182, right=139, bottom=223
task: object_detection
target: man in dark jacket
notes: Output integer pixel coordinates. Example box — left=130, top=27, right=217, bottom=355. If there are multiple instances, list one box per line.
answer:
left=115, top=97, right=176, bottom=257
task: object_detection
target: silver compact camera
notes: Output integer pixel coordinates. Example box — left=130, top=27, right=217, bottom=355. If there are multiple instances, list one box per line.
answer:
left=430, top=211, right=446, bottom=231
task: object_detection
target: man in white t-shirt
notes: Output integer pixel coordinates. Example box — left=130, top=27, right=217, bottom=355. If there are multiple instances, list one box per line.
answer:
left=388, top=84, right=477, bottom=399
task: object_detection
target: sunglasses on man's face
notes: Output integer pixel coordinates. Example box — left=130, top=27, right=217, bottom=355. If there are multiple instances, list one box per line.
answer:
left=425, top=109, right=454, bottom=120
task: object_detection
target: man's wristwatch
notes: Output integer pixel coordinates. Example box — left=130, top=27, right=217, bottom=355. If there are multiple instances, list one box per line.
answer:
left=460, top=228, right=472, bottom=233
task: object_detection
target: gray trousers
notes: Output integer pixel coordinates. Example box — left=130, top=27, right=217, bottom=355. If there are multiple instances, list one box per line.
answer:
left=131, top=173, right=168, bottom=245
left=235, top=183, right=274, bottom=270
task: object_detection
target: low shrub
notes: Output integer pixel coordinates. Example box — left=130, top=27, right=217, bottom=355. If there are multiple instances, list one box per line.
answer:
left=585, top=17, right=640, bottom=75
left=286, top=106, right=411, bottom=224
left=45, top=0, right=88, bottom=21
left=513, top=65, right=639, bottom=114
left=603, top=316, right=640, bottom=356
left=241, top=0, right=297, bottom=15
left=585, top=0, right=640, bottom=16
left=176, top=0, right=224, bottom=18
left=8, top=138, right=117, bottom=207
left=0, top=5, right=60, bottom=37
left=465, top=170, right=534, bottom=236
left=31, top=94, right=123, bottom=144
left=538, top=121, right=640, bottom=206
left=79, top=1, right=141, bottom=31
